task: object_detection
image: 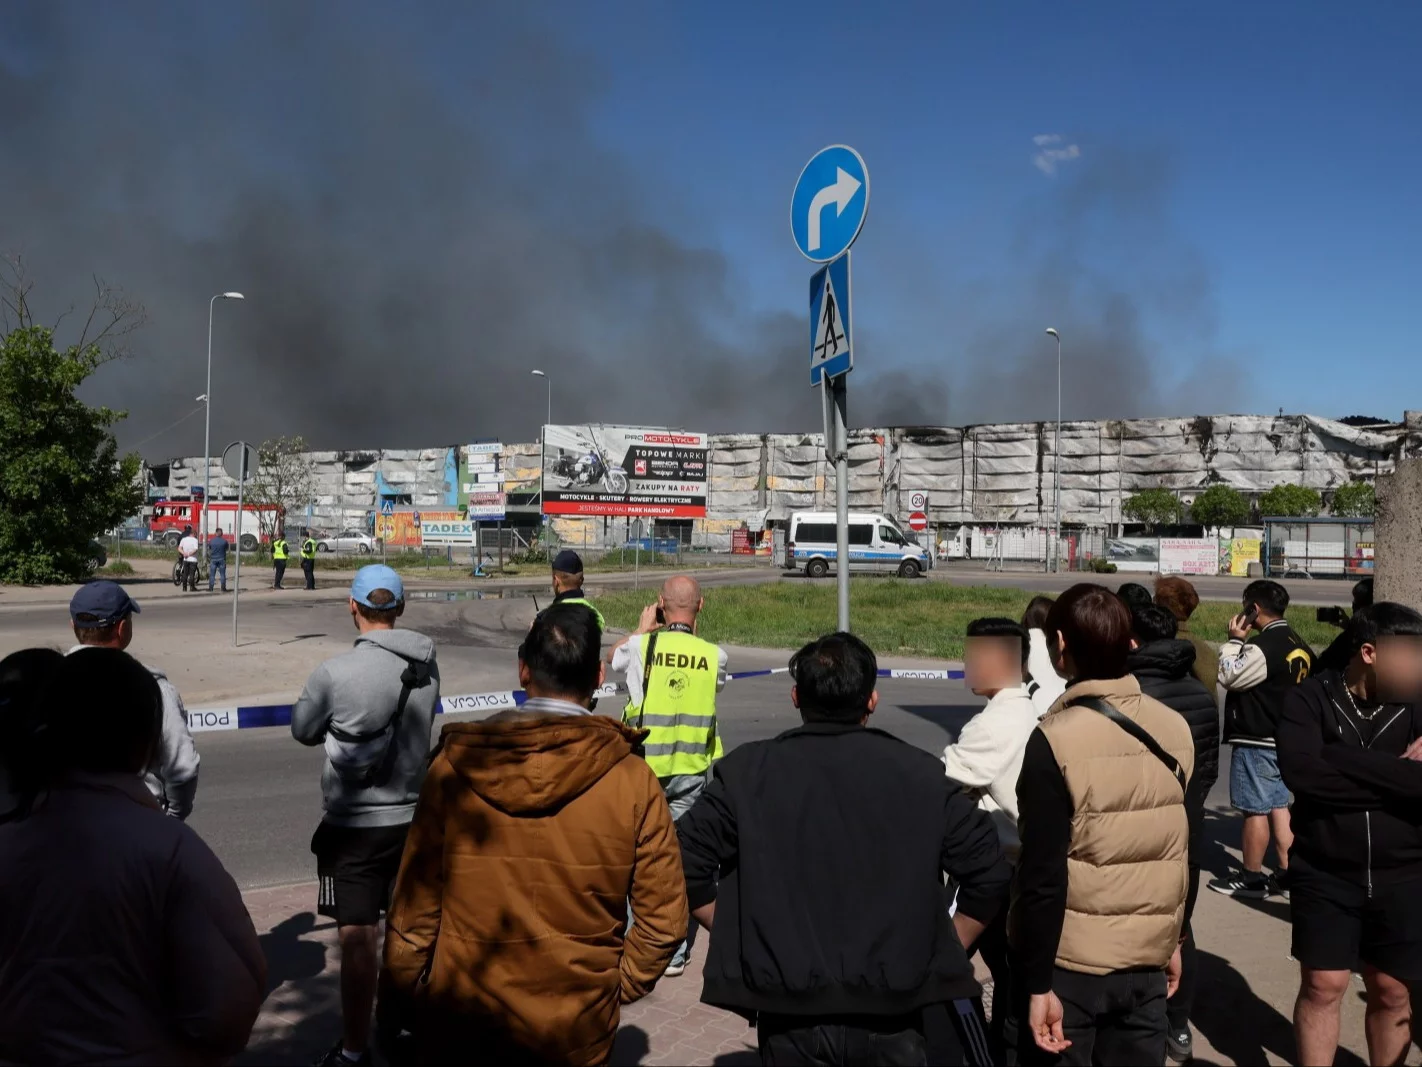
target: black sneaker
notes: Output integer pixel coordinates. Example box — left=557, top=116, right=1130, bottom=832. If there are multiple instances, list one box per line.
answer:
left=1207, top=872, right=1269, bottom=898
left=1269, top=870, right=1291, bottom=900
left=313, top=1041, right=370, bottom=1067
left=1166, top=1025, right=1193, bottom=1063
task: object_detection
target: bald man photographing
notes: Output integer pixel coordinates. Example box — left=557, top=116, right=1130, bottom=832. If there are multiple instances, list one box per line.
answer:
left=609, top=574, right=728, bottom=977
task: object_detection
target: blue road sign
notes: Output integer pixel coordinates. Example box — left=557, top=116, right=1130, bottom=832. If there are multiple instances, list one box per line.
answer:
left=809, top=251, right=852, bottom=385
left=790, top=145, right=869, bottom=263
left=380, top=498, right=394, bottom=516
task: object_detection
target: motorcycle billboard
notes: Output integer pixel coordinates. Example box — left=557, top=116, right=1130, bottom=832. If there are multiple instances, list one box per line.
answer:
left=542, top=424, right=707, bottom=517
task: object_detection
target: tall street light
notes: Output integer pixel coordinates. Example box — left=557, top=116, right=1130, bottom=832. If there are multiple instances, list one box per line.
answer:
left=531, top=369, right=551, bottom=510
left=203, top=292, right=245, bottom=562
left=1045, top=328, right=1062, bottom=573
left=530, top=368, right=551, bottom=428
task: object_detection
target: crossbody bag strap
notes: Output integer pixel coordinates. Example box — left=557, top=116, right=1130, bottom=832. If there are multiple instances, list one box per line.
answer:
left=371, top=658, right=432, bottom=787
left=636, top=630, right=660, bottom=731
left=1072, top=696, right=1187, bottom=793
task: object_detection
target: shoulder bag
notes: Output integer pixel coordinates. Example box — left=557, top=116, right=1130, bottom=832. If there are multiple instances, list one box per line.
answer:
left=1072, top=696, right=1186, bottom=792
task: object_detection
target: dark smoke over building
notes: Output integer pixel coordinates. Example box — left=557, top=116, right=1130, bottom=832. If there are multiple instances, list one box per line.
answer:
left=0, top=3, right=1242, bottom=458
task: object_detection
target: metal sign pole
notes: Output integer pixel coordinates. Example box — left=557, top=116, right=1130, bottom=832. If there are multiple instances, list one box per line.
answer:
left=832, top=377, right=850, bottom=633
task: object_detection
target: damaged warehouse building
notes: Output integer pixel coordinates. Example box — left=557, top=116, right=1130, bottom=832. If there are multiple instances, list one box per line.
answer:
left=145, top=411, right=1421, bottom=556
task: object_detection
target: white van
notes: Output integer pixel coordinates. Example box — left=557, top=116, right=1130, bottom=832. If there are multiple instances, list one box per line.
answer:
left=784, top=511, right=930, bottom=578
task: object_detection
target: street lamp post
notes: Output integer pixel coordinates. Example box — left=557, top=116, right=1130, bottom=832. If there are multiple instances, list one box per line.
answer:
left=531, top=370, right=551, bottom=514
left=203, top=292, right=245, bottom=564
left=1045, top=328, right=1062, bottom=573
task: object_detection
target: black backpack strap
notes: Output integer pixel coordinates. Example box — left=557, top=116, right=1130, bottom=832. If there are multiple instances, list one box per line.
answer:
left=636, top=630, right=660, bottom=731
left=369, top=657, right=432, bottom=787
left=1027, top=679, right=1041, bottom=698
left=1072, top=696, right=1187, bottom=793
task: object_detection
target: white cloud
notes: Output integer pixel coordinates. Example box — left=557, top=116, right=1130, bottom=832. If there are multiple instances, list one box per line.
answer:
left=1032, top=134, right=1080, bottom=176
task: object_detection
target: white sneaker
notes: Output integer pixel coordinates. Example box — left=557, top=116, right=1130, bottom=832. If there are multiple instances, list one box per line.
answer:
left=664, top=961, right=687, bottom=977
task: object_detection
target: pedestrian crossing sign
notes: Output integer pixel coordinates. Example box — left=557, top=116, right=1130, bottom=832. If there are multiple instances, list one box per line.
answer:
left=809, top=251, right=852, bottom=385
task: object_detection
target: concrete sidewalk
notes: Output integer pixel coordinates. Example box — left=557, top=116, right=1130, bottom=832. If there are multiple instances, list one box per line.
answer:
left=236, top=882, right=759, bottom=1067
left=234, top=869, right=1416, bottom=1067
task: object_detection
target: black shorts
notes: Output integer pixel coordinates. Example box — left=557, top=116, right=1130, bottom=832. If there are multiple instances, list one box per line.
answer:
left=311, top=821, right=410, bottom=927
left=1290, top=857, right=1422, bottom=980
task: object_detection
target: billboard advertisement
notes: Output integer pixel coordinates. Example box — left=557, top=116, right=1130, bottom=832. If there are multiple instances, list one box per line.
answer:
left=1160, top=537, right=1219, bottom=575
left=376, top=509, right=461, bottom=549
left=542, top=424, right=708, bottom=517
left=460, top=442, right=506, bottom=520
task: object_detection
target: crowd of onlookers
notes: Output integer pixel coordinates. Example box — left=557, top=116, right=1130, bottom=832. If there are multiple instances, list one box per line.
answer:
left=1, top=563, right=1420, bottom=1067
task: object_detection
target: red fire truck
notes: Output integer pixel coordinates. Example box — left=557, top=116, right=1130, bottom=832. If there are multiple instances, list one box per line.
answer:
left=148, top=499, right=284, bottom=549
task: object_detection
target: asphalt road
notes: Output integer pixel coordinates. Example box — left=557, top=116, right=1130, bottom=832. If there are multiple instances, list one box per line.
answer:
left=6, top=563, right=1266, bottom=891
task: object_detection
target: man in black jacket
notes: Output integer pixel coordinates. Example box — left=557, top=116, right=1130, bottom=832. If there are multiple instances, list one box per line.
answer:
left=1277, top=602, right=1422, bottom=1067
left=1127, top=604, right=1220, bottom=1064
left=1211, top=579, right=1315, bottom=900
left=677, top=632, right=1009, bottom=1067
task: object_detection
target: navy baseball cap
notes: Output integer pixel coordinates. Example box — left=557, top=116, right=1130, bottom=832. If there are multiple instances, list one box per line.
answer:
left=350, top=565, right=404, bottom=608
left=69, top=581, right=141, bottom=628
left=552, top=549, right=584, bottom=574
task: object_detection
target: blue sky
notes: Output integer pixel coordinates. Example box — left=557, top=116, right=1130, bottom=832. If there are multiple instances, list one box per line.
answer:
left=545, top=1, right=1421, bottom=420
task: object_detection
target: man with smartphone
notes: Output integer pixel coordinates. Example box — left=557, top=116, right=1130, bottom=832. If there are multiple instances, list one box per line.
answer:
left=1210, top=579, right=1315, bottom=900
left=607, top=574, right=727, bottom=977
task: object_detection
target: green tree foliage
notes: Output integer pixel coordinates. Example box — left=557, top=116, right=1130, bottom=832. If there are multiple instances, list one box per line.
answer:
left=0, top=324, right=145, bottom=583
left=246, top=435, right=316, bottom=543
left=1259, top=483, right=1322, bottom=518
left=1121, top=488, right=1183, bottom=530
left=1330, top=480, right=1375, bottom=518
left=1190, top=484, right=1250, bottom=528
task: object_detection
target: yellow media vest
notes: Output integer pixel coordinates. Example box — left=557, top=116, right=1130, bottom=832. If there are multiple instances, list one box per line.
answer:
left=301, top=538, right=317, bottom=560
left=624, top=630, right=723, bottom=778
left=556, top=594, right=605, bottom=632
left=272, top=538, right=289, bottom=560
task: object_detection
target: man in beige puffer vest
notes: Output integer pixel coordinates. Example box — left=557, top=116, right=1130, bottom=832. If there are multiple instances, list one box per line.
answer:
left=1009, top=583, right=1194, bottom=1065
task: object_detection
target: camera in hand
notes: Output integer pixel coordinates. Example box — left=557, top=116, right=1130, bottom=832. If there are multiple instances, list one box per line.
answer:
left=1316, top=605, right=1349, bottom=629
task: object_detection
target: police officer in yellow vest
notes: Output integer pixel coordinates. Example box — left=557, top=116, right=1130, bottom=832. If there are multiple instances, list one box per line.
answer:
left=272, top=530, right=290, bottom=589
left=550, top=549, right=605, bottom=631
left=300, top=529, right=318, bottom=590
left=609, top=574, right=727, bottom=976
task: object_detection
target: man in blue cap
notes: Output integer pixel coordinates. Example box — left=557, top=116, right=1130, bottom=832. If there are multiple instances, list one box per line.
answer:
left=67, top=581, right=200, bottom=819
left=291, top=565, right=441, bottom=1067
left=550, top=549, right=604, bottom=632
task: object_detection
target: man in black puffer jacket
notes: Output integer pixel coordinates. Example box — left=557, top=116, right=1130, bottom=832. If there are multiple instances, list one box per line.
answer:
left=1127, top=603, right=1220, bottom=1064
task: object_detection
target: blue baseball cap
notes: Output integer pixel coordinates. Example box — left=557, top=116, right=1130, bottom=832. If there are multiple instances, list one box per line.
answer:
left=350, top=565, right=404, bottom=608
left=69, top=581, right=141, bottom=628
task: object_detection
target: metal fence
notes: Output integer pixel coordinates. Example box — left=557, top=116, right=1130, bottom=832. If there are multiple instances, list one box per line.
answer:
left=1263, top=517, right=1374, bottom=579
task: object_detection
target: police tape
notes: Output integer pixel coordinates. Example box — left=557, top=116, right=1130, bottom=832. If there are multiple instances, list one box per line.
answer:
left=184, top=666, right=966, bottom=733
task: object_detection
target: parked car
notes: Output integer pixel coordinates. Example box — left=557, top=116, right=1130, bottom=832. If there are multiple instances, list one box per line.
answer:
left=317, top=529, right=377, bottom=554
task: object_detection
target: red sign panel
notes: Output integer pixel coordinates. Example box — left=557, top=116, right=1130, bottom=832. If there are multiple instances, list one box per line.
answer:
left=908, top=511, right=928, bottom=532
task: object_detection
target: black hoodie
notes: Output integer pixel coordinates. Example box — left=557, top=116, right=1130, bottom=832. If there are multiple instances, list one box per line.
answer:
left=677, top=722, right=1010, bottom=1019
left=1276, top=671, right=1422, bottom=891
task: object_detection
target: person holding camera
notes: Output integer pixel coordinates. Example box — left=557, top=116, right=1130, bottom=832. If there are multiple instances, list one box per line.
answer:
left=608, top=574, right=726, bottom=978
left=1315, top=577, right=1374, bottom=674
left=1209, top=579, right=1315, bottom=901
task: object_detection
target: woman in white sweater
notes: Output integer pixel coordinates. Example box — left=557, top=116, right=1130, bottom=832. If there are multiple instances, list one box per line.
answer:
left=1022, top=595, right=1067, bottom=715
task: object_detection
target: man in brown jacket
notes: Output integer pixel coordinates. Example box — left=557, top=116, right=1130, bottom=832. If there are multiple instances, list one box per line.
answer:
left=1011, top=584, right=1193, bottom=1066
left=380, top=603, right=688, bottom=1066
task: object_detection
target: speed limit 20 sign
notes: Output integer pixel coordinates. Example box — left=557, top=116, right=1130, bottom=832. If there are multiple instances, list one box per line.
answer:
left=906, top=491, right=929, bottom=512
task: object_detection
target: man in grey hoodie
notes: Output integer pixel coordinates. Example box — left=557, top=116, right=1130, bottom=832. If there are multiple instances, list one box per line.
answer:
left=67, top=581, right=200, bottom=819
left=291, top=565, right=440, bottom=1067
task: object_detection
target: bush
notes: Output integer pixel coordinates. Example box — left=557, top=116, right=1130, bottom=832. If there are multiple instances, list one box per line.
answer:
left=95, top=560, right=134, bottom=577
left=1087, top=558, right=1117, bottom=574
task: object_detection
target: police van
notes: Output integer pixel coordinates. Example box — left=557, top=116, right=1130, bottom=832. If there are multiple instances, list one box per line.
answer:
left=784, top=511, right=930, bottom=579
